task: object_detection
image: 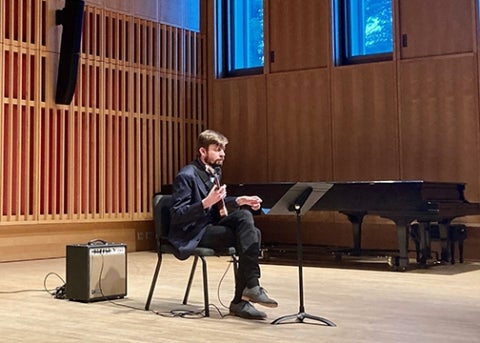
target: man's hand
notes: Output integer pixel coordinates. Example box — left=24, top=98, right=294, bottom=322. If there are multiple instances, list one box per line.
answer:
left=202, top=184, right=227, bottom=209
left=236, top=195, right=262, bottom=211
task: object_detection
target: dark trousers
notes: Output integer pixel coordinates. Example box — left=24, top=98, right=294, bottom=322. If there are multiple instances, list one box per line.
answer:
left=199, top=209, right=261, bottom=303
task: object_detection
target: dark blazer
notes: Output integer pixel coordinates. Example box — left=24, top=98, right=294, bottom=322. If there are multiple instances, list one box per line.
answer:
left=169, top=159, right=237, bottom=260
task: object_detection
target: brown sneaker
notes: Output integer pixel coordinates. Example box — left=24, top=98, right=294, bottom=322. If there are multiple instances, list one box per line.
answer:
left=241, top=286, right=278, bottom=308
left=229, top=300, right=266, bottom=320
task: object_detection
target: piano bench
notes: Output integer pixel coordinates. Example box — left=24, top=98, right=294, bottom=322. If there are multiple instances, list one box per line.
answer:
left=410, top=223, right=467, bottom=264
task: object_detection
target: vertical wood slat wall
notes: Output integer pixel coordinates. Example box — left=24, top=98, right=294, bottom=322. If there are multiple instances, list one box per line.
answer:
left=1, top=0, right=206, bottom=224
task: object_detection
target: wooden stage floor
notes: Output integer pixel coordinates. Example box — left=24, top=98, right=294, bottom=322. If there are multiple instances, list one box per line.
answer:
left=1, top=251, right=479, bottom=342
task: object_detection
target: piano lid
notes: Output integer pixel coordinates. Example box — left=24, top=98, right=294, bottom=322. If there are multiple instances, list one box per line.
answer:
left=312, top=180, right=468, bottom=212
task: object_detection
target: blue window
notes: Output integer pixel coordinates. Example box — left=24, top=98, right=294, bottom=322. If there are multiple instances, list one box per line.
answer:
left=335, top=0, right=393, bottom=65
left=216, top=0, right=264, bottom=77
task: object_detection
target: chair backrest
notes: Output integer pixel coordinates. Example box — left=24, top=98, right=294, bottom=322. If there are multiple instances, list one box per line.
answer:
left=153, top=194, right=173, bottom=239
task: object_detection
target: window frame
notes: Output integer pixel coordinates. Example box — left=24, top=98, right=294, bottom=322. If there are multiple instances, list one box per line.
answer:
left=215, top=0, right=264, bottom=78
left=334, top=0, right=393, bottom=66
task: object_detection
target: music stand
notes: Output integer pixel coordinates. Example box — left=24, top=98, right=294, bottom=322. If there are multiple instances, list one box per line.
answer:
left=269, top=183, right=336, bottom=326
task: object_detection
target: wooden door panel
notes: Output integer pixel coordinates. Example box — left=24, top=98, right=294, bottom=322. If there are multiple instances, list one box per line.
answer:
left=332, top=62, right=399, bottom=181
left=399, top=0, right=475, bottom=59
left=399, top=55, right=480, bottom=201
left=268, top=0, right=329, bottom=73
left=266, top=69, right=332, bottom=181
left=211, top=76, right=269, bottom=183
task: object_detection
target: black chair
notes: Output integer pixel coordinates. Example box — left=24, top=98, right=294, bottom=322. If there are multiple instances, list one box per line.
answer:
left=145, top=194, right=238, bottom=317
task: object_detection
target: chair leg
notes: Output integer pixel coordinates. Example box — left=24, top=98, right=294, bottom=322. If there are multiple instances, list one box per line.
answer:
left=145, top=253, right=163, bottom=310
left=182, top=254, right=237, bottom=318
left=200, top=256, right=210, bottom=317
left=183, top=255, right=199, bottom=306
left=183, top=255, right=210, bottom=317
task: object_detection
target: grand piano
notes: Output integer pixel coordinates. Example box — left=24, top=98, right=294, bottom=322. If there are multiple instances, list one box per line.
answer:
left=227, top=181, right=480, bottom=270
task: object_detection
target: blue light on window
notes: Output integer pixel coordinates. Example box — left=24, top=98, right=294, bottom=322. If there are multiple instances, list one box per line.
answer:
left=229, top=0, right=264, bottom=70
left=344, top=0, right=393, bottom=61
left=216, top=0, right=263, bottom=77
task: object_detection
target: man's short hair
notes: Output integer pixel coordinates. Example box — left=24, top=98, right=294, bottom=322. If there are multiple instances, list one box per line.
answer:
left=197, top=129, right=228, bottom=150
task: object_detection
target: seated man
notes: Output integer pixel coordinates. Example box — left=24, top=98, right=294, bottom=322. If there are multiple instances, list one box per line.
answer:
left=168, top=129, right=277, bottom=320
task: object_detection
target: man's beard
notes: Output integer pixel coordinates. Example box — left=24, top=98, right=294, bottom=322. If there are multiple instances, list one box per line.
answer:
left=210, top=159, right=223, bottom=167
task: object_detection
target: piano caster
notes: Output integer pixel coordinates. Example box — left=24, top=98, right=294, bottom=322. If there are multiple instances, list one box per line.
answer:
left=333, top=252, right=342, bottom=262
left=439, top=244, right=450, bottom=263
left=416, top=254, right=432, bottom=268
left=387, top=256, right=394, bottom=267
left=387, top=256, right=407, bottom=271
left=260, top=248, right=270, bottom=261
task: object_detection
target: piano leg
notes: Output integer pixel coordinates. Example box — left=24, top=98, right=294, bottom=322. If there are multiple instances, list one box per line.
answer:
left=458, top=225, right=467, bottom=263
left=346, top=214, right=364, bottom=254
left=395, top=221, right=411, bottom=271
left=438, top=221, right=451, bottom=263
left=448, top=224, right=467, bottom=264
left=410, top=222, right=433, bottom=266
left=417, top=222, right=431, bottom=266
left=459, top=242, right=464, bottom=263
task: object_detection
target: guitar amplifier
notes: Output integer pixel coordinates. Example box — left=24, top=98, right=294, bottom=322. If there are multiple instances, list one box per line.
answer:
left=66, top=242, right=127, bottom=302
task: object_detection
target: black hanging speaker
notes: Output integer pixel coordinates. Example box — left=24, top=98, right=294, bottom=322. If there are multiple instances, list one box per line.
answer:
left=55, top=0, right=85, bottom=105
left=66, top=242, right=127, bottom=302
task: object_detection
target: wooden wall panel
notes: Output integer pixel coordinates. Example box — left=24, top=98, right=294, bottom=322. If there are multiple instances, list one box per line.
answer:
left=0, top=221, right=153, bottom=262
left=211, top=76, right=269, bottom=183
left=268, top=0, right=330, bottom=73
left=266, top=69, right=332, bottom=181
left=399, top=0, right=475, bottom=59
left=399, top=55, right=480, bottom=201
left=332, top=62, right=400, bottom=181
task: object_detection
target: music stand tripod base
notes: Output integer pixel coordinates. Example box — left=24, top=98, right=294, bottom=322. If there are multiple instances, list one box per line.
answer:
left=272, top=311, right=336, bottom=326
